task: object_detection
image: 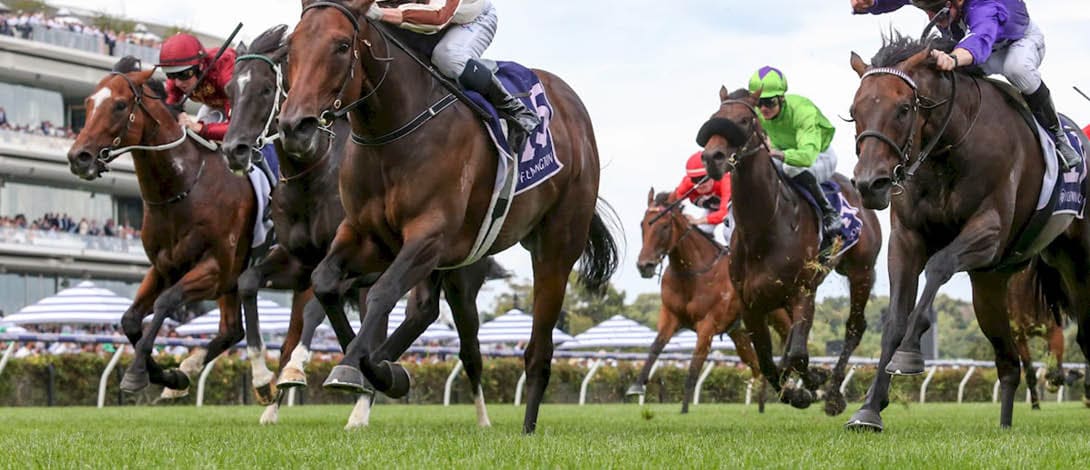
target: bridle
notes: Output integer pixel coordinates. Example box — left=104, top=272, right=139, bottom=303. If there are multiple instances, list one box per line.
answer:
left=298, top=1, right=393, bottom=132
left=95, top=72, right=175, bottom=165
left=696, top=99, right=771, bottom=173
left=234, top=53, right=288, bottom=152
left=643, top=205, right=726, bottom=278
left=854, top=66, right=958, bottom=186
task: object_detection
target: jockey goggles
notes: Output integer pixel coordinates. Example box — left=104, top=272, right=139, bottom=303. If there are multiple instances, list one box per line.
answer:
left=166, top=67, right=198, bottom=81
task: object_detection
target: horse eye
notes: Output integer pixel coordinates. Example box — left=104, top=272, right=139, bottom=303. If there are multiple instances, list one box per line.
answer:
left=261, top=87, right=273, bottom=96
left=896, top=104, right=910, bottom=118
left=336, top=42, right=350, bottom=53
left=113, top=101, right=127, bottom=112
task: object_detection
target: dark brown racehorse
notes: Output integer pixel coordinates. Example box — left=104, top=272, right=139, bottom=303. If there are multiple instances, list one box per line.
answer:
left=846, top=33, right=1090, bottom=430
left=699, top=88, right=883, bottom=415
left=66, top=60, right=255, bottom=396
left=629, top=189, right=792, bottom=413
left=1007, top=257, right=1070, bottom=409
left=278, top=0, right=619, bottom=433
left=220, top=25, right=509, bottom=428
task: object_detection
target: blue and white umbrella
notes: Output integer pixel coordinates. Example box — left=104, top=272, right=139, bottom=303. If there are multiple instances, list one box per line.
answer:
left=559, top=314, right=658, bottom=350
left=476, top=309, right=572, bottom=345
left=2, top=281, right=132, bottom=325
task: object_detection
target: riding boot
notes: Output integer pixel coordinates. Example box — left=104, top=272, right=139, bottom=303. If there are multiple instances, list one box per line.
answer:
left=1024, top=82, right=1081, bottom=170
left=459, top=58, right=541, bottom=154
left=792, top=171, right=843, bottom=241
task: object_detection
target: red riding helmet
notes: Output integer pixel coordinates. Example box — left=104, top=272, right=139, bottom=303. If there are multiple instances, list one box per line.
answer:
left=158, top=33, right=206, bottom=74
left=685, top=151, right=707, bottom=178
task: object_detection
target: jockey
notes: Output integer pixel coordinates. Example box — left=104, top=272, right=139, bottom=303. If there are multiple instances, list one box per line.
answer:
left=851, top=0, right=1082, bottom=169
left=748, top=66, right=844, bottom=240
left=158, top=33, right=276, bottom=182
left=366, top=0, right=541, bottom=152
left=672, top=151, right=733, bottom=243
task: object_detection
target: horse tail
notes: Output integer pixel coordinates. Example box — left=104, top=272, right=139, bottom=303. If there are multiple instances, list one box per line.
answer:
left=1028, top=258, right=1067, bottom=327
left=578, top=198, right=623, bottom=296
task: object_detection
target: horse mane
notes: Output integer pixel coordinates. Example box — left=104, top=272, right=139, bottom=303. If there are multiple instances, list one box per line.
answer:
left=727, top=88, right=751, bottom=100
left=870, top=30, right=984, bottom=73
left=110, top=55, right=170, bottom=111
left=249, top=24, right=289, bottom=56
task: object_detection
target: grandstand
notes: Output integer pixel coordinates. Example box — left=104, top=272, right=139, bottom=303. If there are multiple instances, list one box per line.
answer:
left=0, top=3, right=223, bottom=316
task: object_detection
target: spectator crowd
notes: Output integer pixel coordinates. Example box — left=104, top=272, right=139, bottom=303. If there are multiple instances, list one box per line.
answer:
left=1, top=212, right=140, bottom=239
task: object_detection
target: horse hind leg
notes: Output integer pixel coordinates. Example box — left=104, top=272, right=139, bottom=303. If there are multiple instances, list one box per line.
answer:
left=682, top=323, right=715, bottom=414
left=118, top=270, right=165, bottom=393
left=825, top=266, right=874, bottom=416
left=162, top=289, right=246, bottom=400
left=971, top=271, right=1022, bottom=428
left=1014, top=333, right=1041, bottom=410
left=1044, top=323, right=1066, bottom=393
left=444, top=269, right=491, bottom=427
left=628, top=308, right=678, bottom=400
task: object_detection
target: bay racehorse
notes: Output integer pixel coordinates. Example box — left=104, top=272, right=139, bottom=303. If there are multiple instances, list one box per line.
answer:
left=67, top=59, right=256, bottom=396
left=629, top=189, right=792, bottom=413
left=220, top=25, right=508, bottom=428
left=1007, top=257, right=1073, bottom=409
left=699, top=88, right=883, bottom=416
left=846, top=32, right=1090, bottom=430
left=277, top=0, right=619, bottom=434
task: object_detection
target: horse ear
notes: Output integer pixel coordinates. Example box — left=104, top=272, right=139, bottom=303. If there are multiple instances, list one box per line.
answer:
left=647, top=187, right=655, bottom=206
left=719, top=85, right=730, bottom=103
left=850, top=52, right=868, bottom=77
left=135, top=69, right=156, bottom=84
left=899, top=47, right=930, bottom=71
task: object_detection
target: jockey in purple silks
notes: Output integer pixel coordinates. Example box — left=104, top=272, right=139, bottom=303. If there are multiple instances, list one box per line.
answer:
left=851, top=0, right=1081, bottom=169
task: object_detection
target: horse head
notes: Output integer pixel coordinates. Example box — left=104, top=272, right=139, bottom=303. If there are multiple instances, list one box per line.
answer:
left=279, top=0, right=375, bottom=158
left=637, top=188, right=684, bottom=278
left=67, top=61, right=176, bottom=181
left=697, top=86, right=767, bottom=181
left=849, top=32, right=955, bottom=209
left=222, top=24, right=289, bottom=172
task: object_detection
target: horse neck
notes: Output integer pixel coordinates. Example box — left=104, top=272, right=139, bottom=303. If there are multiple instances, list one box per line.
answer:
left=665, top=212, right=721, bottom=272
left=128, top=118, right=204, bottom=204
left=349, top=24, right=439, bottom=148
left=730, top=148, right=786, bottom=236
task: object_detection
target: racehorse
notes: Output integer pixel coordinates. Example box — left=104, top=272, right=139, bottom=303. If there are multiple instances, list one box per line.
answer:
left=220, top=25, right=508, bottom=428
left=277, top=0, right=620, bottom=434
left=846, top=32, right=1090, bottom=430
left=629, top=189, right=792, bottom=413
left=1007, top=257, right=1073, bottom=409
left=699, top=88, right=883, bottom=416
left=66, top=59, right=256, bottom=396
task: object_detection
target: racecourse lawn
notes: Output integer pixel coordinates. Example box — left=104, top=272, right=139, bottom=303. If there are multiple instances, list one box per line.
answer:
left=1, top=402, right=1089, bottom=468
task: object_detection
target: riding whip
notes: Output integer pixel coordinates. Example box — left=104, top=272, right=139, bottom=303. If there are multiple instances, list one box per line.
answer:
left=1074, top=86, right=1090, bottom=104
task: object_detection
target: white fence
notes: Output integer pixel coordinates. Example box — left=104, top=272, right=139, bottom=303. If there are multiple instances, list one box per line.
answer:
left=0, top=332, right=1084, bottom=408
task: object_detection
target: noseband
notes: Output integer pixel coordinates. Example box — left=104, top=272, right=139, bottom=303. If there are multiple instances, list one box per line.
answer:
left=855, top=66, right=957, bottom=185
left=234, top=53, right=288, bottom=152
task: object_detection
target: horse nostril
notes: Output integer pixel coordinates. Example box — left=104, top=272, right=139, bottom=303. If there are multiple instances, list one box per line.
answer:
left=870, top=178, right=892, bottom=193
left=295, top=117, right=318, bottom=140
left=229, top=144, right=251, bottom=159
left=76, top=151, right=94, bottom=163
left=712, top=151, right=726, bottom=161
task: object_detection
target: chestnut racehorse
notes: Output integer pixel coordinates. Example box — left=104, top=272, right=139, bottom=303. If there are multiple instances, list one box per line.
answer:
left=629, top=190, right=792, bottom=413
left=278, top=0, right=619, bottom=433
left=67, top=60, right=256, bottom=397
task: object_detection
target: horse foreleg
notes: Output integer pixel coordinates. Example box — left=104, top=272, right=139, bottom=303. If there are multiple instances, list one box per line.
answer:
left=891, top=215, right=1002, bottom=375
left=125, top=258, right=221, bottom=393
left=314, top=224, right=372, bottom=394
left=1044, top=322, right=1066, bottom=392
left=443, top=267, right=490, bottom=427
left=741, top=307, right=780, bottom=395
left=337, top=229, right=441, bottom=397
left=369, top=271, right=445, bottom=399
left=682, top=322, right=715, bottom=414
left=239, top=247, right=302, bottom=405
left=118, top=269, right=165, bottom=393
left=728, top=324, right=764, bottom=412
left=825, top=267, right=874, bottom=417
left=846, top=230, right=925, bottom=432
left=628, top=307, right=678, bottom=399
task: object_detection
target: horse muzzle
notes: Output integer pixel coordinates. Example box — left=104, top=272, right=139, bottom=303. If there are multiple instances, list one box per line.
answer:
left=221, top=139, right=255, bottom=173
left=636, top=259, right=659, bottom=279
left=278, top=115, right=321, bottom=159
left=701, top=149, right=732, bottom=181
left=66, top=148, right=103, bottom=181
left=853, top=175, right=893, bottom=210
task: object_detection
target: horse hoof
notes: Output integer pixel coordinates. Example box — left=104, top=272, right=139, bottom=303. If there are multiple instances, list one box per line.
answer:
left=162, top=368, right=192, bottom=391
left=1046, top=383, right=1060, bottom=394
left=253, top=381, right=277, bottom=406
left=120, top=371, right=150, bottom=393
left=625, top=384, right=646, bottom=397
left=824, top=391, right=847, bottom=417
left=259, top=405, right=279, bottom=425
left=378, top=361, right=412, bottom=399
left=276, top=367, right=308, bottom=389
left=324, top=365, right=369, bottom=394
left=1031, top=402, right=1041, bottom=411
left=788, top=388, right=813, bottom=409
left=844, top=409, right=883, bottom=432
left=885, top=350, right=925, bottom=375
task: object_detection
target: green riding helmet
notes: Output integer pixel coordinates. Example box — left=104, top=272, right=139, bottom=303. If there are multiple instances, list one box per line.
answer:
left=748, top=66, right=788, bottom=99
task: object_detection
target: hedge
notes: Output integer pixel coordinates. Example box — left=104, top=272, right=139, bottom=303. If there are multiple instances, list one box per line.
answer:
left=0, top=354, right=1084, bottom=407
